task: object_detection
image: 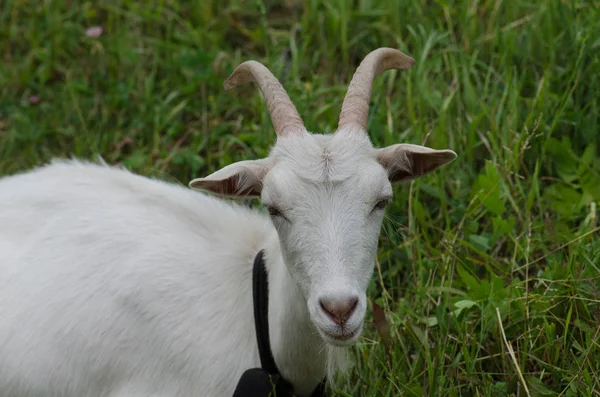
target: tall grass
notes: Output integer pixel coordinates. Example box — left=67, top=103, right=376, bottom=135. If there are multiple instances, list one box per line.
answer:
left=1, top=0, right=599, bottom=395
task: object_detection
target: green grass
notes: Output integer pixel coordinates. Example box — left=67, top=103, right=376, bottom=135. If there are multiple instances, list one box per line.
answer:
left=2, top=0, right=600, bottom=395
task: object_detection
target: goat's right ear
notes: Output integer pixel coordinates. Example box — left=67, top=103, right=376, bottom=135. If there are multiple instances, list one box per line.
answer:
left=189, top=158, right=273, bottom=198
left=376, top=143, right=457, bottom=183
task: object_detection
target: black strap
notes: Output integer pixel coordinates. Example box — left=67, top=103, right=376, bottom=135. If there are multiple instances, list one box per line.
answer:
left=252, top=250, right=279, bottom=375
left=252, top=250, right=327, bottom=397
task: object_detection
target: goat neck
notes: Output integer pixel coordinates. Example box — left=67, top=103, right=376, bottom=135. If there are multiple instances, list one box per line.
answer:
left=261, top=232, right=331, bottom=396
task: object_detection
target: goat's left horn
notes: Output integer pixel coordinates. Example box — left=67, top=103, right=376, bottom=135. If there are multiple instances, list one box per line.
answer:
left=337, top=48, right=415, bottom=132
left=224, top=60, right=305, bottom=137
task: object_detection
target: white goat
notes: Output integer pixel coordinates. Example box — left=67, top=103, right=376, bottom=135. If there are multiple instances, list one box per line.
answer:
left=0, top=48, right=457, bottom=397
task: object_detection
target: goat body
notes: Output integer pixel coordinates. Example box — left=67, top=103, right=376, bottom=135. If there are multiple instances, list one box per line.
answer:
left=0, top=159, right=328, bottom=397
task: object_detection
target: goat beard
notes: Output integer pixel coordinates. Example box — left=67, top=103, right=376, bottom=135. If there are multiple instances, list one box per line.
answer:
left=326, top=344, right=350, bottom=382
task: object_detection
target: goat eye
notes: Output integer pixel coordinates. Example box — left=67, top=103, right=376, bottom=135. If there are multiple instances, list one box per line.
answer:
left=373, top=199, right=390, bottom=211
left=265, top=205, right=282, bottom=217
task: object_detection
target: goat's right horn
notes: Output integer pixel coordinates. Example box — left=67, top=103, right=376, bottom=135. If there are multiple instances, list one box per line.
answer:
left=224, top=60, right=305, bottom=137
left=337, top=48, right=415, bottom=132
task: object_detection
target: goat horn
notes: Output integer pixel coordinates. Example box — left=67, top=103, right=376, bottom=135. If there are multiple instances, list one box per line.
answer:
left=337, top=48, right=415, bottom=132
left=224, top=60, right=305, bottom=136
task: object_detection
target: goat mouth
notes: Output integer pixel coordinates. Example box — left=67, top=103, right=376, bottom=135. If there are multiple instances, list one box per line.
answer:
left=322, top=329, right=358, bottom=345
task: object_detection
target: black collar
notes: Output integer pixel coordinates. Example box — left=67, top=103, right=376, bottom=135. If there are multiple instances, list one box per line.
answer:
left=252, top=249, right=280, bottom=376
left=251, top=250, right=327, bottom=397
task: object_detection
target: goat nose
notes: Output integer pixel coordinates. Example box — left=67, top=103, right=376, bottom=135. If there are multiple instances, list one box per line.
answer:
left=319, top=297, right=358, bottom=327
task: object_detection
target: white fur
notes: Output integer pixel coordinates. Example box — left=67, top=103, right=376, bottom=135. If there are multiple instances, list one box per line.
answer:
left=0, top=124, right=456, bottom=397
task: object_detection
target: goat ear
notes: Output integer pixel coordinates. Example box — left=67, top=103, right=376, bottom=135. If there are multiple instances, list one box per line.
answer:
left=376, top=143, right=457, bottom=183
left=189, top=159, right=273, bottom=197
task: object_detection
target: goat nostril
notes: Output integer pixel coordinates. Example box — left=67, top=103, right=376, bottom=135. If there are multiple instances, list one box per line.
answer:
left=319, top=297, right=359, bottom=326
left=347, top=298, right=358, bottom=316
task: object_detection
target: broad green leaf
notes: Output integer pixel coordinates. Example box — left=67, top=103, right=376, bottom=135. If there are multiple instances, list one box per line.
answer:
left=543, top=183, right=583, bottom=218
left=580, top=171, right=600, bottom=201
left=492, top=215, right=516, bottom=241
left=472, top=162, right=505, bottom=215
left=454, top=299, right=478, bottom=310
left=468, top=234, right=491, bottom=251
left=545, top=137, right=579, bottom=183
left=579, top=142, right=596, bottom=166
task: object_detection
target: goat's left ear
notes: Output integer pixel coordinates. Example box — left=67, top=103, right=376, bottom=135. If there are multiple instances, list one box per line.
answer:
left=376, top=143, right=457, bottom=183
left=189, top=158, right=273, bottom=197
